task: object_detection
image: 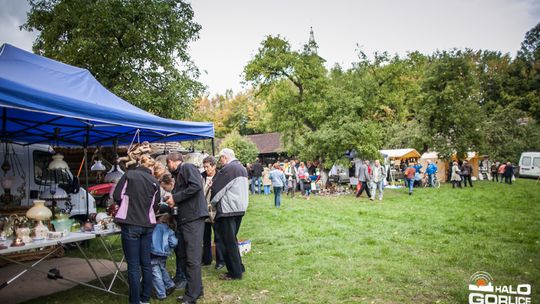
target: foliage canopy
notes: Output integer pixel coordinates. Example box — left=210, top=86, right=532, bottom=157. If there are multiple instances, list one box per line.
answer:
left=23, top=0, right=203, bottom=119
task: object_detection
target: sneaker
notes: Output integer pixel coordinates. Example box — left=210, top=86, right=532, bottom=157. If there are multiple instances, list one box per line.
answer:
left=219, top=273, right=242, bottom=280
left=379, top=197, right=382, bottom=201
left=177, top=293, right=204, bottom=303
left=215, top=263, right=225, bottom=270
left=369, top=197, right=374, bottom=201
left=409, top=192, right=412, bottom=196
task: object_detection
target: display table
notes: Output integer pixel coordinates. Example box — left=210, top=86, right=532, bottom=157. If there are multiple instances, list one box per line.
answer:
left=0, top=232, right=125, bottom=297
left=81, top=228, right=127, bottom=292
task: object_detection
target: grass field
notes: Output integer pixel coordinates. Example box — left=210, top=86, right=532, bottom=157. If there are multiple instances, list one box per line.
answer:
left=25, top=179, right=540, bottom=304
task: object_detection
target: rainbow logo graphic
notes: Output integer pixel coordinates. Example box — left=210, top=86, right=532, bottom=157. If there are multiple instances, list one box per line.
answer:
left=468, top=271, right=494, bottom=292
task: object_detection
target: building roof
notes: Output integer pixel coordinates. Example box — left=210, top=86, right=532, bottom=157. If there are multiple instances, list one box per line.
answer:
left=245, top=132, right=283, bottom=154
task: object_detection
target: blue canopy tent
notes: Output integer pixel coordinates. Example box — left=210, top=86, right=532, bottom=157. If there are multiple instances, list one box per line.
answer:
left=0, top=43, right=214, bottom=218
left=0, top=43, right=214, bottom=147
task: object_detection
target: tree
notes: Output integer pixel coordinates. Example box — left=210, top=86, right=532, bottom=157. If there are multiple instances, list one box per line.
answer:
left=23, top=0, right=203, bottom=119
left=244, top=35, right=383, bottom=166
left=191, top=90, right=273, bottom=137
left=418, top=50, right=483, bottom=159
left=512, top=22, right=540, bottom=121
left=218, top=131, right=259, bottom=165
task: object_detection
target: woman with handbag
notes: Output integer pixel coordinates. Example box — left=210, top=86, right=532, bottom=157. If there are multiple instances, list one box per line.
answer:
left=450, top=161, right=462, bottom=188
left=201, top=156, right=225, bottom=269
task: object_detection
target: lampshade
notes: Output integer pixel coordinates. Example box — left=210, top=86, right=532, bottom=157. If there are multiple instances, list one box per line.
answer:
left=26, top=200, right=52, bottom=221
left=104, top=164, right=124, bottom=183
left=91, top=160, right=106, bottom=172
left=40, top=185, right=69, bottom=201
left=48, top=153, right=69, bottom=170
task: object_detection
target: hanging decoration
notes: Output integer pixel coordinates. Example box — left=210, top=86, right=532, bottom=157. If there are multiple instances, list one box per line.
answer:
left=0, top=142, right=26, bottom=205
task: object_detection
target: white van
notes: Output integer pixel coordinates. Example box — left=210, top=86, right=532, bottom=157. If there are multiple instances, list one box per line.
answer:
left=519, top=152, right=540, bottom=178
left=1, top=144, right=96, bottom=219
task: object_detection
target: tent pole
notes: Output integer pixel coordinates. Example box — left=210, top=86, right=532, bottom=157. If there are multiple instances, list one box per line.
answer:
left=84, top=126, right=90, bottom=220
left=2, top=108, right=6, bottom=140
left=211, top=138, right=215, bottom=156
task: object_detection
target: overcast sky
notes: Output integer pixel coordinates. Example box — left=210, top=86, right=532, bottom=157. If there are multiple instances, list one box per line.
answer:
left=1, top=0, right=539, bottom=96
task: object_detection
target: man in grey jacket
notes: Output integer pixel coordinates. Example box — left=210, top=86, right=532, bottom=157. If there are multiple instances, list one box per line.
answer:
left=210, top=148, right=249, bottom=280
left=356, top=160, right=372, bottom=200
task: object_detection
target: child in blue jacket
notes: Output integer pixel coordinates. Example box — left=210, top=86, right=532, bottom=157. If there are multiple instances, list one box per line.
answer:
left=151, top=213, right=178, bottom=300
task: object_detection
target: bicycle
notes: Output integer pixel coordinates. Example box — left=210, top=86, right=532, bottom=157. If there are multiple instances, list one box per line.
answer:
left=422, top=173, right=441, bottom=189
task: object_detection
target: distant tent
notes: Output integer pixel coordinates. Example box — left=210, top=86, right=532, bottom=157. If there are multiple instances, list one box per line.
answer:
left=420, top=151, right=481, bottom=182
left=420, top=152, right=448, bottom=182
left=380, top=148, right=421, bottom=162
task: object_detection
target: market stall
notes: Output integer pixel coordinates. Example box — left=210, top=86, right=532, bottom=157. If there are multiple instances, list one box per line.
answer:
left=0, top=43, right=214, bottom=277
left=0, top=43, right=214, bottom=210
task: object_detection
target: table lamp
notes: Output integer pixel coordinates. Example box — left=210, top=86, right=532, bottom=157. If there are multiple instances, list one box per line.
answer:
left=26, top=199, right=52, bottom=238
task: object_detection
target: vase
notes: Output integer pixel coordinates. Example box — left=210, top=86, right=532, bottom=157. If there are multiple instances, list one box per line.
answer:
left=16, top=227, right=31, bottom=244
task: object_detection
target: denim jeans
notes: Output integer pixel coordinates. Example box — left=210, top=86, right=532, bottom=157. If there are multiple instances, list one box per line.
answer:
left=121, top=224, right=154, bottom=304
left=273, top=186, right=283, bottom=207
left=407, top=178, right=414, bottom=193
left=372, top=181, right=384, bottom=199
left=151, top=255, right=175, bottom=299
left=251, top=177, right=261, bottom=194
left=428, top=174, right=434, bottom=187
left=264, top=185, right=271, bottom=195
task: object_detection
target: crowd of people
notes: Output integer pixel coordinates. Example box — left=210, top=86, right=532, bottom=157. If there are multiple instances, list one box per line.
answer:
left=112, top=149, right=248, bottom=304
left=245, top=159, right=322, bottom=207
left=110, top=149, right=518, bottom=303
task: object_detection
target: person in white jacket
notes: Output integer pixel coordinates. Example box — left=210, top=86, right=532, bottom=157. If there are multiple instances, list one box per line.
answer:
left=370, top=160, right=386, bottom=201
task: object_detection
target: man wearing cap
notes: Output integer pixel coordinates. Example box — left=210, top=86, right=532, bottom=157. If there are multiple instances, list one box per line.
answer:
left=165, top=152, right=208, bottom=304
left=211, top=148, right=249, bottom=280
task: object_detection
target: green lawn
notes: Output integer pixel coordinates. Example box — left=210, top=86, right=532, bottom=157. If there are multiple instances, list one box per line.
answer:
left=25, top=179, right=540, bottom=303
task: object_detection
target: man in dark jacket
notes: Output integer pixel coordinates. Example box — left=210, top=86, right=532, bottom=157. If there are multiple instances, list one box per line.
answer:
left=211, top=148, right=249, bottom=280
left=251, top=159, right=263, bottom=195
left=504, top=161, right=514, bottom=184
left=461, top=160, right=473, bottom=187
left=165, top=152, right=208, bottom=304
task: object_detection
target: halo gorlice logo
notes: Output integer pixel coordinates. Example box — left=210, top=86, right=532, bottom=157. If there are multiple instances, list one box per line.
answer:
left=468, top=271, right=532, bottom=304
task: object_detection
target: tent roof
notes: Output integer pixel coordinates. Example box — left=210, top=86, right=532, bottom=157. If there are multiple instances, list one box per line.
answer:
left=421, top=151, right=479, bottom=160
left=420, top=152, right=439, bottom=159
left=0, top=44, right=214, bottom=146
left=380, top=148, right=421, bottom=160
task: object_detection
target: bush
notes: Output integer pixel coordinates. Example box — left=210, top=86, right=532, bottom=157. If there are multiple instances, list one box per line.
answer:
left=219, top=130, right=259, bottom=165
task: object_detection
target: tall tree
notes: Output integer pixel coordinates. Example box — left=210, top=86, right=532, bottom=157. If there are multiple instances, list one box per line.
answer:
left=419, top=50, right=483, bottom=159
left=244, top=35, right=383, bottom=166
left=23, top=0, right=203, bottom=119
left=512, top=22, right=540, bottom=121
